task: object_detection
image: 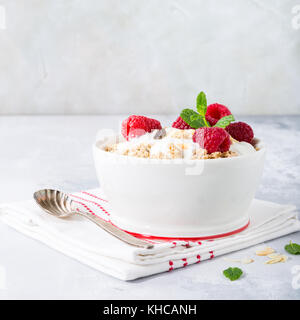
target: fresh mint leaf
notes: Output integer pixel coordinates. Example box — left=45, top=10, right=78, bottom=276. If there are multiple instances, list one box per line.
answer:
left=196, top=91, right=207, bottom=116
left=223, top=267, right=243, bottom=281
left=285, top=241, right=300, bottom=255
left=190, top=114, right=206, bottom=128
left=180, top=108, right=198, bottom=124
left=180, top=109, right=206, bottom=129
left=214, top=115, right=235, bottom=128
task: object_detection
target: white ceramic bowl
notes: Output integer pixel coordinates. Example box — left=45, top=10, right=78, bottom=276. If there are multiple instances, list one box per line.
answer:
left=93, top=135, right=265, bottom=239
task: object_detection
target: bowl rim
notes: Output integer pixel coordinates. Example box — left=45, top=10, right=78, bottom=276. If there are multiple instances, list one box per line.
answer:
left=93, top=135, right=266, bottom=165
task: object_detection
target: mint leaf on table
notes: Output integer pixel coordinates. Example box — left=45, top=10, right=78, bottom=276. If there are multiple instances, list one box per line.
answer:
left=214, top=114, right=235, bottom=128
left=285, top=241, right=300, bottom=255
left=196, top=91, right=207, bottom=116
left=223, top=267, right=243, bottom=281
left=180, top=109, right=206, bottom=129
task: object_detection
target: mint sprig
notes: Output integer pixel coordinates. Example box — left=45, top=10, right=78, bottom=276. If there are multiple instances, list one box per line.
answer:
left=214, top=114, right=235, bottom=128
left=285, top=241, right=300, bottom=255
left=179, top=90, right=234, bottom=129
left=223, top=267, right=243, bottom=281
left=180, top=91, right=209, bottom=129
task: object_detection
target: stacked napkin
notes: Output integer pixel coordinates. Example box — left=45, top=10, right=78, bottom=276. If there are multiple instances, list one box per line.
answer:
left=0, top=189, right=299, bottom=280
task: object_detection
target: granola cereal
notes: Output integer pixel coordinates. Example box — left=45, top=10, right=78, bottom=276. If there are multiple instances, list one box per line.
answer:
left=104, top=127, right=256, bottom=160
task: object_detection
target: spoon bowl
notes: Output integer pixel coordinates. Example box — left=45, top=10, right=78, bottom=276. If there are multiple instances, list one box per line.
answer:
left=34, top=189, right=76, bottom=218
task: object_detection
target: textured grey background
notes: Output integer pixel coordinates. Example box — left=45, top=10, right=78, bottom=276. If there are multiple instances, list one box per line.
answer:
left=0, top=0, right=300, bottom=115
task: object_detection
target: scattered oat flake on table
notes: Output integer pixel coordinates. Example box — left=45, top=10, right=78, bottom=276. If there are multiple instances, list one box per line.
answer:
left=264, top=254, right=288, bottom=264
left=267, top=253, right=288, bottom=261
left=255, top=247, right=275, bottom=256
left=265, top=257, right=282, bottom=264
left=240, top=258, right=254, bottom=264
left=223, top=257, right=254, bottom=264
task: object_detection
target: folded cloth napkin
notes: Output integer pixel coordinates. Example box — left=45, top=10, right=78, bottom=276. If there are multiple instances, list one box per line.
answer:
left=0, top=189, right=299, bottom=281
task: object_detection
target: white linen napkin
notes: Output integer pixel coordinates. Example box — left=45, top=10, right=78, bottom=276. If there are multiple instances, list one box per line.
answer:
left=0, top=189, right=299, bottom=281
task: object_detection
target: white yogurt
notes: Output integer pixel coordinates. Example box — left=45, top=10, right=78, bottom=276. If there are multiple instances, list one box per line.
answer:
left=229, top=141, right=256, bottom=155
left=149, top=138, right=200, bottom=159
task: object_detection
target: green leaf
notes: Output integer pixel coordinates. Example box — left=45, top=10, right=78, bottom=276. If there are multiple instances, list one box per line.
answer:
left=223, top=267, right=243, bottom=281
left=196, top=91, right=207, bottom=116
left=180, top=108, right=198, bottom=124
left=214, top=114, right=235, bottom=128
left=180, top=108, right=206, bottom=129
left=190, top=114, right=206, bottom=128
left=285, top=241, right=300, bottom=255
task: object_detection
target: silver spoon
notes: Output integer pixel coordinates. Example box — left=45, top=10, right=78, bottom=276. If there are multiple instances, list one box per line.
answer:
left=33, top=189, right=153, bottom=249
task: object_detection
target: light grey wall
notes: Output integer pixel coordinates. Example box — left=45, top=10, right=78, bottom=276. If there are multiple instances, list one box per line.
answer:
left=0, top=0, right=299, bottom=115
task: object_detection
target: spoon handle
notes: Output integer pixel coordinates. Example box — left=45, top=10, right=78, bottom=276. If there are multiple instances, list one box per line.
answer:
left=78, top=211, right=153, bottom=249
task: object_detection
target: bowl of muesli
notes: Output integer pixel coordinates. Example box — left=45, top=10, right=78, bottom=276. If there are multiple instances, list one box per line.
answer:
left=93, top=91, right=266, bottom=239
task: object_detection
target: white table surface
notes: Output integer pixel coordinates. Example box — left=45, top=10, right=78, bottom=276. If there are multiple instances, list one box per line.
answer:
left=0, top=115, right=299, bottom=300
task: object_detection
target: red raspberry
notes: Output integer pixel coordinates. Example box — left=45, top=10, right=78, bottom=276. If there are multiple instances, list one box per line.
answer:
left=225, top=122, right=254, bottom=143
left=121, top=115, right=162, bottom=140
left=192, top=127, right=231, bottom=154
left=205, top=103, right=232, bottom=126
left=172, top=116, right=193, bottom=130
